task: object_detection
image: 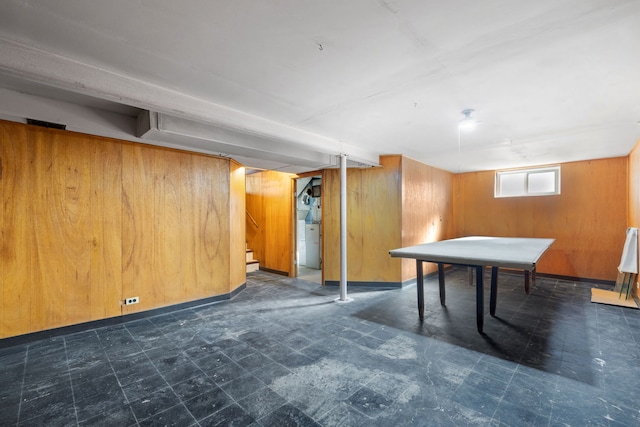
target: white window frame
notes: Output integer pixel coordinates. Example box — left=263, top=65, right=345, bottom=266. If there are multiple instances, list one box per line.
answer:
left=495, top=165, right=561, bottom=198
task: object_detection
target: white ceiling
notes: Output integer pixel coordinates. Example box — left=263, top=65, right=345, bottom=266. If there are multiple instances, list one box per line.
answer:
left=0, top=0, right=639, bottom=173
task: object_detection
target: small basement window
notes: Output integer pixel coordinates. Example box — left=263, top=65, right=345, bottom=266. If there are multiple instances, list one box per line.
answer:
left=495, top=166, right=560, bottom=198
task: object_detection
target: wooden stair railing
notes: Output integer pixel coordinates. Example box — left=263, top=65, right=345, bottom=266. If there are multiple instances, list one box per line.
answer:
left=246, top=210, right=259, bottom=228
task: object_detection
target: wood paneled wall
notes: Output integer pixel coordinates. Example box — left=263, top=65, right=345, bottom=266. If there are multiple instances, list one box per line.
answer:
left=324, top=156, right=402, bottom=283
left=400, top=156, right=455, bottom=281
left=629, top=141, right=640, bottom=228
left=627, top=140, right=640, bottom=296
left=323, top=155, right=454, bottom=285
left=229, top=160, right=247, bottom=291
left=453, top=158, right=628, bottom=281
left=0, top=121, right=244, bottom=339
left=121, top=143, right=232, bottom=314
left=1, top=122, right=123, bottom=337
left=245, top=170, right=294, bottom=275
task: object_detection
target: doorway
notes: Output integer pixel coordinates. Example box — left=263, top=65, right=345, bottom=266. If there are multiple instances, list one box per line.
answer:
left=295, top=175, right=322, bottom=284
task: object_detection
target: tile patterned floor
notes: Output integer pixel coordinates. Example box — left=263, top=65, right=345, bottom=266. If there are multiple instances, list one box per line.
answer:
left=1, top=268, right=640, bottom=426
left=296, top=266, right=322, bottom=284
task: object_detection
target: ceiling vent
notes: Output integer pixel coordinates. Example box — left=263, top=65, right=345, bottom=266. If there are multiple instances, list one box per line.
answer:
left=27, top=118, right=66, bottom=130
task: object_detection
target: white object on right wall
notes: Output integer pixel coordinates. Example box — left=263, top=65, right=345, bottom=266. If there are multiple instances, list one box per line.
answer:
left=618, top=227, right=638, bottom=274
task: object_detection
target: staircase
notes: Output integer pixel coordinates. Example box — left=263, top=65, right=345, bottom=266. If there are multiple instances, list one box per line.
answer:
left=246, top=244, right=259, bottom=273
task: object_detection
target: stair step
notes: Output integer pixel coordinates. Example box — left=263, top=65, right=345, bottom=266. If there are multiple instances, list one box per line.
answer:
left=246, top=259, right=259, bottom=273
left=245, top=245, right=259, bottom=272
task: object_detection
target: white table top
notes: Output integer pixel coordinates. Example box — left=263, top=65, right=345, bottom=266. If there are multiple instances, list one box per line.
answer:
left=389, top=236, right=555, bottom=270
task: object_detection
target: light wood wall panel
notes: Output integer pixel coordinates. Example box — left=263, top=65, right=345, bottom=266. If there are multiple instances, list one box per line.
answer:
left=229, top=160, right=246, bottom=291
left=627, top=140, right=640, bottom=297
left=324, top=159, right=401, bottom=283
left=85, top=132, right=123, bottom=321
left=322, top=168, right=340, bottom=282
left=1, top=123, right=33, bottom=337
left=122, top=143, right=230, bottom=314
left=453, top=158, right=628, bottom=281
left=265, top=171, right=294, bottom=274
left=246, top=170, right=294, bottom=275
left=629, top=140, right=640, bottom=228
left=245, top=174, right=264, bottom=265
left=1, top=123, right=123, bottom=338
left=323, top=155, right=454, bottom=284
left=400, top=156, right=455, bottom=281
left=181, top=152, right=231, bottom=300
left=1, top=120, right=241, bottom=339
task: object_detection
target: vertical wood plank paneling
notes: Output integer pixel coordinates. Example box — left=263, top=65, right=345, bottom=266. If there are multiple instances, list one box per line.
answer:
left=187, top=153, right=207, bottom=299
left=455, top=171, right=497, bottom=236
left=629, top=142, right=640, bottom=228
left=400, top=155, right=430, bottom=282
left=54, top=130, right=122, bottom=327
left=454, top=158, right=628, bottom=280
left=359, top=157, right=402, bottom=282
left=180, top=153, right=198, bottom=299
left=246, top=170, right=294, bottom=275
left=401, top=156, right=429, bottom=246
left=557, top=159, right=627, bottom=279
left=245, top=173, right=265, bottom=268
left=30, top=128, right=66, bottom=331
left=0, top=124, right=124, bottom=336
left=122, top=143, right=157, bottom=312
left=1, top=120, right=239, bottom=339
left=324, top=166, right=354, bottom=282
left=0, top=124, right=3, bottom=335
left=627, top=141, right=640, bottom=297
left=89, top=136, right=122, bottom=320
left=264, top=171, right=294, bottom=274
left=60, top=132, right=93, bottom=326
left=346, top=169, right=364, bottom=279
left=400, top=157, right=454, bottom=281
left=229, top=160, right=246, bottom=290
left=433, top=166, right=456, bottom=240
left=156, top=148, right=184, bottom=304
left=0, top=124, right=31, bottom=337
left=322, top=168, right=340, bottom=282
left=324, top=155, right=454, bottom=285
left=204, top=156, right=230, bottom=296
left=122, top=144, right=231, bottom=314
left=324, top=156, right=408, bottom=284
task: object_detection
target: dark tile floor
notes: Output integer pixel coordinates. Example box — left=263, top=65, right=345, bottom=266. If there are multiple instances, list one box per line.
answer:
left=1, top=268, right=640, bottom=426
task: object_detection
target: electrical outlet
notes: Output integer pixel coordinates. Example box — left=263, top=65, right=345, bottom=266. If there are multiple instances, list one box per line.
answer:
left=124, top=296, right=139, bottom=305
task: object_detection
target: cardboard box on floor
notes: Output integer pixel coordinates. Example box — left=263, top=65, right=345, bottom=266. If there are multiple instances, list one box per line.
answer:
left=591, top=271, right=639, bottom=309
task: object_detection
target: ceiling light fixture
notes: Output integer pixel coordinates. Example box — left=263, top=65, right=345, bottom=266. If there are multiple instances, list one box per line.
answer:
left=459, top=109, right=478, bottom=131
left=456, top=108, right=479, bottom=174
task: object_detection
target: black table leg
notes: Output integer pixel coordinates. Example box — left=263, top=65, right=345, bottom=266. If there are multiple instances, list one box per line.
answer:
left=438, top=263, right=446, bottom=305
left=476, top=265, right=484, bottom=333
left=524, top=270, right=530, bottom=294
left=490, top=266, right=498, bottom=316
left=532, top=267, right=537, bottom=286
left=416, top=260, right=424, bottom=320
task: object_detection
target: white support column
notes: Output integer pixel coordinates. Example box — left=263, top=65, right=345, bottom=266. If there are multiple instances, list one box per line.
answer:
left=336, top=153, right=352, bottom=303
